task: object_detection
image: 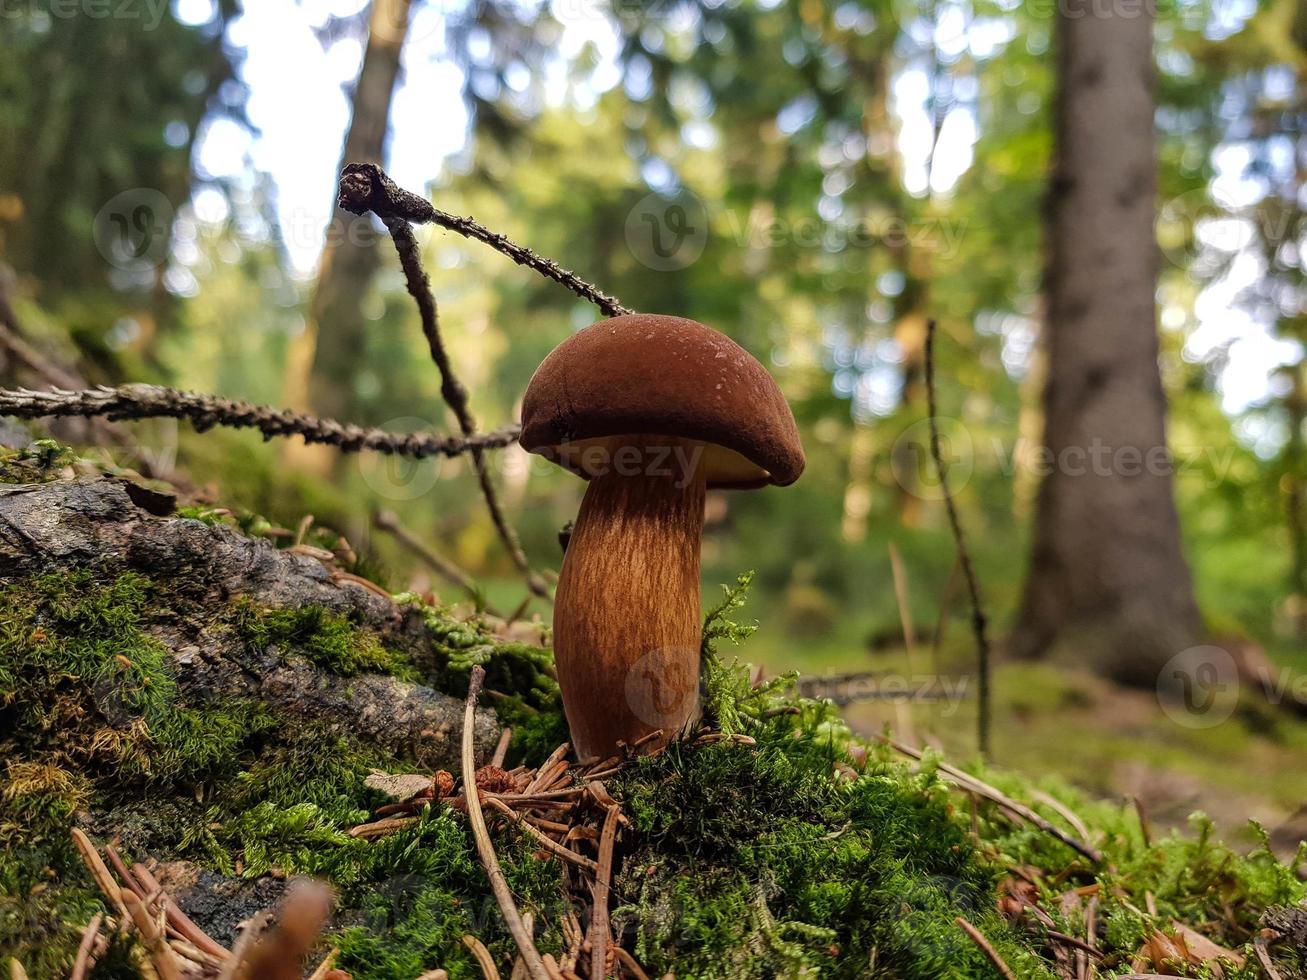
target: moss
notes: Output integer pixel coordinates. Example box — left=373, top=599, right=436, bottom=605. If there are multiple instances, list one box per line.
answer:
left=398, top=594, right=563, bottom=762
left=0, top=439, right=77, bottom=484
left=232, top=601, right=416, bottom=679
left=609, top=718, right=1052, bottom=978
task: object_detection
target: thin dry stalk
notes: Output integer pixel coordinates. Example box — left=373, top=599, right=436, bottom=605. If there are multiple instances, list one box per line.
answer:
left=462, top=935, right=502, bottom=980
left=613, top=948, right=652, bottom=980
left=956, top=916, right=1017, bottom=980
left=1254, top=937, right=1284, bottom=980
left=338, top=163, right=630, bottom=318
left=381, top=216, right=548, bottom=599
left=306, top=948, right=341, bottom=980
left=70, top=912, right=104, bottom=980
left=486, top=798, right=599, bottom=872
left=70, top=830, right=128, bottom=921
left=131, top=861, right=230, bottom=959
left=589, top=805, right=622, bottom=980
left=121, top=891, right=182, bottom=980
left=462, top=667, right=551, bottom=980
left=924, top=320, right=993, bottom=758
left=492, top=728, right=514, bottom=769
left=373, top=508, right=482, bottom=601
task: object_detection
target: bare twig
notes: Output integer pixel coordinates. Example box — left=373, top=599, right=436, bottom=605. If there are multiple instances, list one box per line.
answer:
left=589, top=805, right=621, bottom=980
left=381, top=216, right=549, bottom=599
left=492, top=727, right=513, bottom=769
left=121, top=890, right=183, bottom=980
left=70, top=829, right=128, bottom=922
left=0, top=384, right=519, bottom=458
left=956, top=916, right=1016, bottom=980
left=462, top=666, right=551, bottom=980
left=338, top=163, right=630, bottom=318
left=924, top=319, right=993, bottom=758
left=1255, top=936, right=1285, bottom=980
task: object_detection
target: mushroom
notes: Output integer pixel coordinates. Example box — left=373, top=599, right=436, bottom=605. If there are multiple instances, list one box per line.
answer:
left=520, top=313, right=804, bottom=759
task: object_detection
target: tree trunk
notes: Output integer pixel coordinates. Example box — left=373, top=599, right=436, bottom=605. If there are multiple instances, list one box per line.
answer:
left=1010, top=0, right=1204, bottom=684
left=283, top=0, right=412, bottom=467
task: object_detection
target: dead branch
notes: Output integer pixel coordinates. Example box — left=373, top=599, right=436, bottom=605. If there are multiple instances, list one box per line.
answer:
left=338, top=163, right=630, bottom=318
left=462, top=666, right=552, bottom=980
left=0, top=383, right=519, bottom=458
left=924, top=319, right=993, bottom=758
left=380, top=215, right=549, bottom=599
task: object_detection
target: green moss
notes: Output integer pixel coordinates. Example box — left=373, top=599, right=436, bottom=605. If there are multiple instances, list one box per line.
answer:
left=0, top=439, right=77, bottom=484
left=398, top=594, right=563, bottom=762
left=232, top=600, right=416, bottom=679
left=610, top=717, right=1052, bottom=978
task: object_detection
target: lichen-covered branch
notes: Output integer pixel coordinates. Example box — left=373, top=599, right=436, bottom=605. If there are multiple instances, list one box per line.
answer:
left=0, top=383, right=521, bottom=458
left=338, top=162, right=632, bottom=318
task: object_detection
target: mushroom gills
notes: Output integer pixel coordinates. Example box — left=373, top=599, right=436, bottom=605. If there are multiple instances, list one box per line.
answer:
left=552, top=435, right=707, bottom=759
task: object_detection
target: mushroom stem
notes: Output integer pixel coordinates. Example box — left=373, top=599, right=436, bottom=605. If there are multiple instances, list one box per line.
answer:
left=553, top=436, right=707, bottom=759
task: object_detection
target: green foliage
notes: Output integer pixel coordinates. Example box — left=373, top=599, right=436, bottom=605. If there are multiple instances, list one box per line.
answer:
left=232, top=600, right=415, bottom=679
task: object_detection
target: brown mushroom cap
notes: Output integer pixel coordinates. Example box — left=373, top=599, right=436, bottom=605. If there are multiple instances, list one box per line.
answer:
left=519, top=313, right=805, bottom=489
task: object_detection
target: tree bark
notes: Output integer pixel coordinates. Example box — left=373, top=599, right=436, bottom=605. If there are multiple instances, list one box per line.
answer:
left=0, top=477, right=498, bottom=766
left=283, top=0, right=413, bottom=449
left=1010, top=0, right=1204, bottom=683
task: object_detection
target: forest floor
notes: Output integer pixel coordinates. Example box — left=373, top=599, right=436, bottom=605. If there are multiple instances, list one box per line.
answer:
left=754, top=627, right=1307, bottom=854
left=6, top=444, right=1307, bottom=978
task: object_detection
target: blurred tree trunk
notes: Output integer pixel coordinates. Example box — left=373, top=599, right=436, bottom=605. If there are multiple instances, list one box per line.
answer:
left=284, top=0, right=412, bottom=471
left=1011, top=0, right=1203, bottom=683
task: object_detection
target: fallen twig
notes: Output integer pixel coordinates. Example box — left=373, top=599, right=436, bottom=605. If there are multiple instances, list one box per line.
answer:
left=924, top=319, right=993, bottom=758
left=956, top=916, right=1017, bottom=980
left=121, top=890, right=182, bottom=980
left=462, top=666, right=551, bottom=980
left=486, top=798, right=598, bottom=872
left=0, top=384, right=519, bottom=458
left=589, top=805, right=621, bottom=980
left=70, top=829, right=128, bottom=922
left=338, top=163, right=630, bottom=318
left=492, top=727, right=513, bottom=769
